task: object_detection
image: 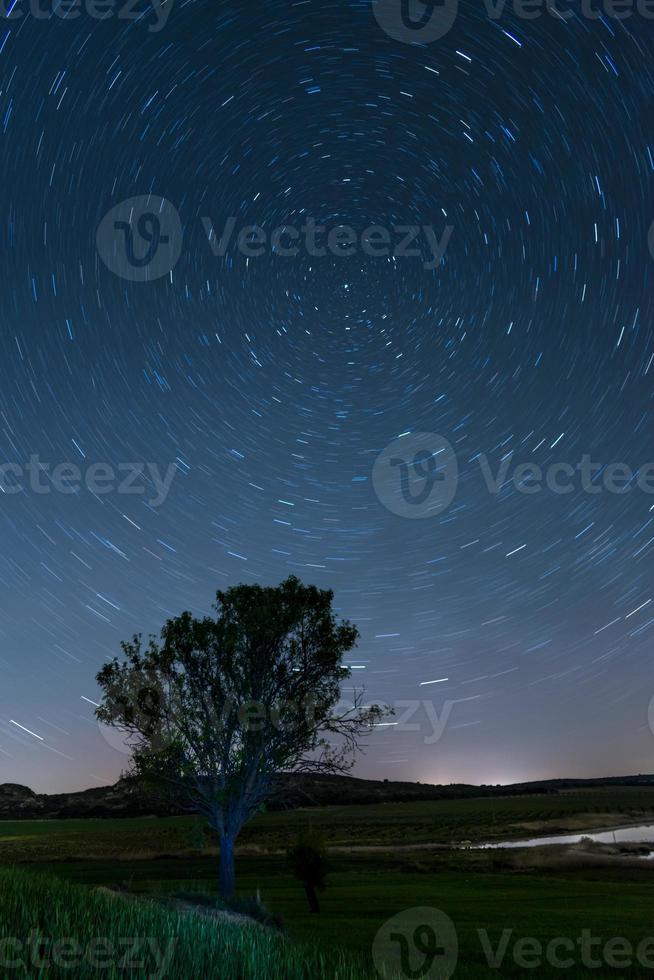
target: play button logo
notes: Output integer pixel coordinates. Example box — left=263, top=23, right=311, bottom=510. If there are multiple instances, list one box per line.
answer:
left=373, top=0, right=459, bottom=43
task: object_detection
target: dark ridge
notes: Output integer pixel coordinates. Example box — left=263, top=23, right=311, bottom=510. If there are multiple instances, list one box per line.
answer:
left=1, top=772, right=653, bottom=820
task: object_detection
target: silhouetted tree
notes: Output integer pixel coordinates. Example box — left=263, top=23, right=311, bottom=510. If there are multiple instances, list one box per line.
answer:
left=95, top=576, right=387, bottom=900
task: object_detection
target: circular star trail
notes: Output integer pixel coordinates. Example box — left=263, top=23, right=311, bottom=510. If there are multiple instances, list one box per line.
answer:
left=1, top=0, right=654, bottom=790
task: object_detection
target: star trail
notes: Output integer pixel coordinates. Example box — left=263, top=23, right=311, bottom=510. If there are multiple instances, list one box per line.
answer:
left=1, top=0, right=654, bottom=792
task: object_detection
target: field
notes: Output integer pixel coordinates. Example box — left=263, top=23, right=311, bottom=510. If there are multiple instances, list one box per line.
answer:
left=2, top=787, right=654, bottom=977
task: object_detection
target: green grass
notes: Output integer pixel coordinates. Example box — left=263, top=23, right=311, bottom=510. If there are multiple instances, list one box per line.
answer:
left=4, top=856, right=654, bottom=977
left=3, top=786, right=654, bottom=862
left=3, top=790, right=654, bottom=976
left=0, top=866, right=382, bottom=979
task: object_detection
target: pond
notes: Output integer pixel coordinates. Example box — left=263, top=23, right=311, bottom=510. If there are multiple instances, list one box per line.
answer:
left=478, top=824, right=654, bottom=850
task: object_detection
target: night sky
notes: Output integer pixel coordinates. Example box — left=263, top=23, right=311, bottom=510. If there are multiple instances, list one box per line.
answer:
left=2, top=0, right=654, bottom=794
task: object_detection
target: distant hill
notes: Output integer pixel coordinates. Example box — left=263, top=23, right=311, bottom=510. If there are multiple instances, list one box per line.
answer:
left=2, top=772, right=654, bottom=820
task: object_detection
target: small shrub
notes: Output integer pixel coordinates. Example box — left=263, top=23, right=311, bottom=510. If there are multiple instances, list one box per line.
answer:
left=287, top=832, right=328, bottom=914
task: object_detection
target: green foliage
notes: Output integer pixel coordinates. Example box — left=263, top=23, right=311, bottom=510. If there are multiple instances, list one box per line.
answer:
left=95, top=577, right=386, bottom=832
left=95, top=576, right=388, bottom=899
left=4, top=793, right=654, bottom=978
left=4, top=786, right=654, bottom=864
left=0, top=868, right=382, bottom=979
left=287, top=832, right=328, bottom=891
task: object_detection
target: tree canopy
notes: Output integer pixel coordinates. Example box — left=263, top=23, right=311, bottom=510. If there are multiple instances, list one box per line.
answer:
left=96, top=576, right=388, bottom=897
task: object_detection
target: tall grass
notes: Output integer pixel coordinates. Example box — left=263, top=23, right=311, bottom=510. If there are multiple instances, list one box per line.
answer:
left=0, top=868, right=384, bottom=979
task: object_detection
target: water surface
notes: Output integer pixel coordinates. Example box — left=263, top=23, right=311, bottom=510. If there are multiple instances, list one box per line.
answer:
left=479, top=824, right=654, bottom=849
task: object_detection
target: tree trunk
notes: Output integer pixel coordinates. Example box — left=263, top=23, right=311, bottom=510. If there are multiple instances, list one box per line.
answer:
left=304, top=881, right=320, bottom=913
left=219, top=833, right=236, bottom=901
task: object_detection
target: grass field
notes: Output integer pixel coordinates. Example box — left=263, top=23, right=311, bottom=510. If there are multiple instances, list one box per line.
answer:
left=0, top=866, right=382, bottom=979
left=2, top=788, right=654, bottom=977
left=3, top=785, right=654, bottom=861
